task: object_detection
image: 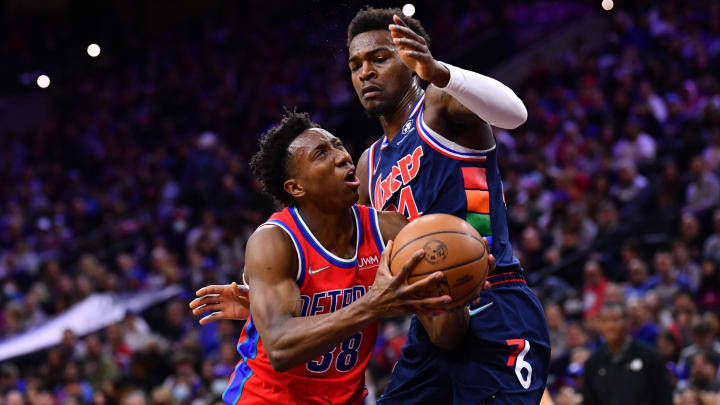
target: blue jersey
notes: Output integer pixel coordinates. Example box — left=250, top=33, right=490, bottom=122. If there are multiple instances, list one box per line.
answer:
left=367, top=94, right=520, bottom=270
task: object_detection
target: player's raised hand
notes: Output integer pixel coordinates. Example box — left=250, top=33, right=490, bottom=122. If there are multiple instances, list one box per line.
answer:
left=189, top=281, right=250, bottom=325
left=366, top=240, right=452, bottom=318
left=389, top=14, right=448, bottom=86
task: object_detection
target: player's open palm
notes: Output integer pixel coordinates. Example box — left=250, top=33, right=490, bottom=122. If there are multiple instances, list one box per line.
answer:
left=389, top=15, right=442, bottom=83
left=367, top=240, right=452, bottom=317
left=189, top=281, right=250, bottom=325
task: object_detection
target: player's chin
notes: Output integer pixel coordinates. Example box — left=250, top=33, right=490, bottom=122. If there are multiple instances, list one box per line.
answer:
left=363, top=100, right=392, bottom=118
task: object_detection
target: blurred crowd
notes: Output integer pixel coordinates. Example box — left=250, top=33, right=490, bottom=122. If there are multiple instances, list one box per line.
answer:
left=0, top=0, right=718, bottom=404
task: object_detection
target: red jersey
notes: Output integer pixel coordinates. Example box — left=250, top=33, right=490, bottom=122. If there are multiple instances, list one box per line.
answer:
left=223, top=204, right=384, bottom=405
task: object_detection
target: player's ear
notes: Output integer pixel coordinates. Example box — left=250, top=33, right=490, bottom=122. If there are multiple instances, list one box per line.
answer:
left=284, top=178, right=306, bottom=200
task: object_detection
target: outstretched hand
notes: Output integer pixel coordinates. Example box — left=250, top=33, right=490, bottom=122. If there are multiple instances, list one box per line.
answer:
left=389, top=14, right=449, bottom=86
left=365, top=240, right=453, bottom=318
left=189, top=281, right=250, bottom=325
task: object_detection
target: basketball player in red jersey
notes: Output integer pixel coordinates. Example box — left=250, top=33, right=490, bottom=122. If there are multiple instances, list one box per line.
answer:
left=190, top=111, right=485, bottom=405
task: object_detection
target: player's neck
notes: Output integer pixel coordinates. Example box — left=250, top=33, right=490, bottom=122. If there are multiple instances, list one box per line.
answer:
left=295, top=204, right=357, bottom=258
left=380, top=83, right=423, bottom=141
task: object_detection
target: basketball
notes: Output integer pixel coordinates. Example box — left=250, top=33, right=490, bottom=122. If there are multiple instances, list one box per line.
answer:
left=389, top=214, right=489, bottom=305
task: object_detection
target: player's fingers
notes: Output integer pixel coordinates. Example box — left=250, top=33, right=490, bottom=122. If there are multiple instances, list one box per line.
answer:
left=195, top=285, right=223, bottom=297
left=231, top=282, right=249, bottom=297
left=483, top=280, right=492, bottom=290
left=487, top=253, right=496, bottom=273
left=389, top=24, right=425, bottom=44
left=406, top=295, right=452, bottom=309
left=191, top=303, right=223, bottom=316
left=402, top=270, right=444, bottom=295
left=198, top=311, right=222, bottom=325
left=394, top=249, right=425, bottom=284
left=392, top=38, right=427, bottom=52
left=188, top=294, right=220, bottom=309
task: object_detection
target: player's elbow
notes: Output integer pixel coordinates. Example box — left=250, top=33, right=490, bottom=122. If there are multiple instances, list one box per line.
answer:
left=267, top=349, right=293, bottom=372
left=427, top=330, right=465, bottom=350
left=504, top=102, right=527, bottom=130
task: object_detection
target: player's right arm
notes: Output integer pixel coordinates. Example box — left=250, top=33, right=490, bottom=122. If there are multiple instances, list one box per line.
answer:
left=246, top=225, right=450, bottom=372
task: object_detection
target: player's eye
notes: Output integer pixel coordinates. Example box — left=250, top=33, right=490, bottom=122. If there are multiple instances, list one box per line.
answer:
left=375, top=57, right=386, bottom=63
left=350, top=64, right=359, bottom=72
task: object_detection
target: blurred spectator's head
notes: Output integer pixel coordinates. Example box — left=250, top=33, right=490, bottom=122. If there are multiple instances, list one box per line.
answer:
left=653, top=251, right=674, bottom=280
left=690, top=351, right=719, bottom=388
left=122, top=391, right=147, bottom=405
left=598, top=303, right=628, bottom=347
left=691, top=318, right=715, bottom=349
left=628, top=258, right=649, bottom=286
left=681, top=213, right=700, bottom=241
left=627, top=298, right=651, bottom=327
left=566, top=322, right=588, bottom=350
left=545, top=303, right=565, bottom=331
left=689, top=155, right=705, bottom=178
left=0, top=363, right=20, bottom=391
left=583, top=260, right=604, bottom=286
left=5, top=389, right=24, bottom=405
left=657, top=331, right=680, bottom=361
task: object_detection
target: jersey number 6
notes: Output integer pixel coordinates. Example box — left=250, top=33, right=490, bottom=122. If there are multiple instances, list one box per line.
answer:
left=506, top=339, right=532, bottom=389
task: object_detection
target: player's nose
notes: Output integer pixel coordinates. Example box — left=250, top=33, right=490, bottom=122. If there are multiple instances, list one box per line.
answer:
left=359, top=61, right=377, bottom=81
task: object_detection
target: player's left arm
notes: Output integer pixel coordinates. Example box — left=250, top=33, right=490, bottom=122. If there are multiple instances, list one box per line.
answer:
left=389, top=15, right=527, bottom=137
left=377, top=211, right=493, bottom=350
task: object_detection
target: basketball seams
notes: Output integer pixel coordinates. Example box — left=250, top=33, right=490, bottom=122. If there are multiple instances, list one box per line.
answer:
left=389, top=230, right=484, bottom=269
left=406, top=254, right=487, bottom=278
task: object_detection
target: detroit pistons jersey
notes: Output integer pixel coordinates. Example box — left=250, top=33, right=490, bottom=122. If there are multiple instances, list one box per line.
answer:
left=368, top=93, right=520, bottom=270
left=223, top=204, right=384, bottom=405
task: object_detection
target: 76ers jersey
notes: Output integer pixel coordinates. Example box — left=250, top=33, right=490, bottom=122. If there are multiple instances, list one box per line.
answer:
left=223, top=204, right=384, bottom=405
left=368, top=94, right=519, bottom=270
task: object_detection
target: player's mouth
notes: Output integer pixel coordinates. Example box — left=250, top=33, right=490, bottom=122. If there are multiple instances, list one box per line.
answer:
left=361, top=84, right=383, bottom=100
left=343, top=167, right=360, bottom=188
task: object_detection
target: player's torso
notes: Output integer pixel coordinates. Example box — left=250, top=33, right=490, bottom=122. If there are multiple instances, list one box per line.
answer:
left=368, top=94, right=519, bottom=269
left=224, top=204, right=383, bottom=405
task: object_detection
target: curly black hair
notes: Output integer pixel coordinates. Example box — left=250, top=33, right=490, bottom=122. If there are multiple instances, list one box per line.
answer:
left=249, top=110, right=319, bottom=206
left=347, top=7, right=430, bottom=48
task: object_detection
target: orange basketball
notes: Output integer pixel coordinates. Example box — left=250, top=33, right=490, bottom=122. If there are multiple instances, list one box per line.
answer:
left=389, top=214, right=489, bottom=305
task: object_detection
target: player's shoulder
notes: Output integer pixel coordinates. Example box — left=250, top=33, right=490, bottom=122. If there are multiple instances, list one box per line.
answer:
left=247, top=223, right=295, bottom=259
left=376, top=210, right=408, bottom=242
left=245, top=223, right=298, bottom=280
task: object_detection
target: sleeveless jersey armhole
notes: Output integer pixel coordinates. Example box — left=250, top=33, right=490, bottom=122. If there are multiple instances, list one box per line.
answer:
left=257, top=221, right=307, bottom=287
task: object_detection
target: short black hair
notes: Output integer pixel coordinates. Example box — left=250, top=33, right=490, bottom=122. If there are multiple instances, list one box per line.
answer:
left=249, top=110, right=319, bottom=206
left=347, top=7, right=430, bottom=48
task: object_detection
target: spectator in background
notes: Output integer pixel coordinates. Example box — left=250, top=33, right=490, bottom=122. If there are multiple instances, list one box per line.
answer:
left=698, top=260, right=720, bottom=311
left=610, top=161, right=652, bottom=220
left=582, top=303, right=672, bottom=405
left=612, top=120, right=657, bottom=167
left=677, top=318, right=720, bottom=381
left=628, top=298, right=659, bottom=347
left=683, top=156, right=720, bottom=216
left=687, top=351, right=720, bottom=393
left=583, top=260, right=608, bottom=321
left=81, top=334, right=119, bottom=392
left=648, top=251, right=692, bottom=306
left=624, top=259, right=652, bottom=301
left=672, top=241, right=701, bottom=292
left=702, top=209, right=720, bottom=263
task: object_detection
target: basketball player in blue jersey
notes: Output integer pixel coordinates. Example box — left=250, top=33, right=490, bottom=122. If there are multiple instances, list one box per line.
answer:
left=345, top=7, right=551, bottom=405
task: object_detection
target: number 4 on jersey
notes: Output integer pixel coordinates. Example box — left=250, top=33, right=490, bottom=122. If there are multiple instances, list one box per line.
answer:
left=506, top=339, right=532, bottom=389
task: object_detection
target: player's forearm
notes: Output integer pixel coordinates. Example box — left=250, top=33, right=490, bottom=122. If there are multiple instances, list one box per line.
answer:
left=434, top=62, right=527, bottom=129
left=416, top=308, right=469, bottom=350
left=263, top=296, right=379, bottom=372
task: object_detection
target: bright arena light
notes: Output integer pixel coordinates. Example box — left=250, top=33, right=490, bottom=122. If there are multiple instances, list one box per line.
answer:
left=87, top=43, right=101, bottom=57
left=402, top=3, right=415, bottom=17
left=601, top=0, right=614, bottom=11
left=36, top=75, right=50, bottom=88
